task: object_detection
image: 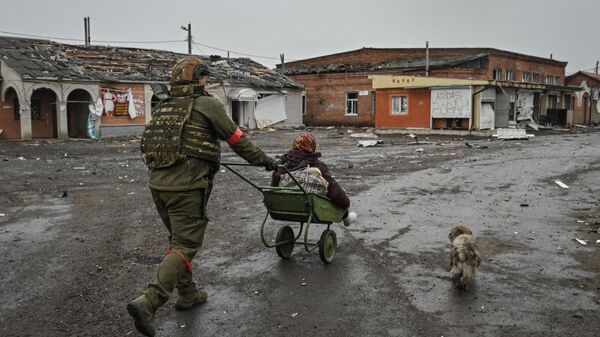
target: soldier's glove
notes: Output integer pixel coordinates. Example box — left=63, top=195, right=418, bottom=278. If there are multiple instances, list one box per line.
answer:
left=264, top=157, right=279, bottom=171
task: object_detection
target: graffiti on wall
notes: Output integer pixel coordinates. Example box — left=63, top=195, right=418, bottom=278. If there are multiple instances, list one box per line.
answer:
left=431, top=88, right=471, bottom=118
left=516, top=91, right=534, bottom=121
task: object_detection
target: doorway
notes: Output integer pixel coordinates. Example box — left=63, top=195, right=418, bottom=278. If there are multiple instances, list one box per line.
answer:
left=67, top=90, right=93, bottom=138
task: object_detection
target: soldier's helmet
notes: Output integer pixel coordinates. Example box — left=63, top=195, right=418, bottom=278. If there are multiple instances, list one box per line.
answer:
left=170, top=57, right=210, bottom=85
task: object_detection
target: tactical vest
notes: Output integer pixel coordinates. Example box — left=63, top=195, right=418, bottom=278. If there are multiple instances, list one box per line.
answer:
left=141, top=95, right=220, bottom=168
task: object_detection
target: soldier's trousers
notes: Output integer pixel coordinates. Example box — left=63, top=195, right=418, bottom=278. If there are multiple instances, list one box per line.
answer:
left=144, top=187, right=211, bottom=307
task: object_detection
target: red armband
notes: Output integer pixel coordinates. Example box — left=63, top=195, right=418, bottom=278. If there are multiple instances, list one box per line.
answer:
left=226, top=127, right=244, bottom=145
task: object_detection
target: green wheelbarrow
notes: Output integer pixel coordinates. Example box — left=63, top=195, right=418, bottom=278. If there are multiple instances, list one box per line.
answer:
left=221, top=162, right=346, bottom=263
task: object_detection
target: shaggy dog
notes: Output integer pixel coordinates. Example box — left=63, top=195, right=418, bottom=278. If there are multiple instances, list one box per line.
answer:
left=449, top=226, right=481, bottom=290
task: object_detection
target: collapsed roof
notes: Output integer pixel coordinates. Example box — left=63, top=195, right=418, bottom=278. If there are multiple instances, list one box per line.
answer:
left=280, top=53, right=490, bottom=75
left=0, top=36, right=302, bottom=89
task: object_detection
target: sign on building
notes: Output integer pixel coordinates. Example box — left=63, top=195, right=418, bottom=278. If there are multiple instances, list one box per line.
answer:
left=431, top=88, right=472, bottom=118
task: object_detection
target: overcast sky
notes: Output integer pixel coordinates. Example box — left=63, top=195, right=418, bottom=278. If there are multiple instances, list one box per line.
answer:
left=0, top=0, right=598, bottom=74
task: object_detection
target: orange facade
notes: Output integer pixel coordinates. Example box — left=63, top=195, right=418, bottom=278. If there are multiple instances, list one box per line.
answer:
left=375, top=88, right=431, bottom=128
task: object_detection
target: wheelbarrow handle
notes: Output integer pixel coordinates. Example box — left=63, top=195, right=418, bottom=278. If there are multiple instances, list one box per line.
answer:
left=220, top=162, right=310, bottom=198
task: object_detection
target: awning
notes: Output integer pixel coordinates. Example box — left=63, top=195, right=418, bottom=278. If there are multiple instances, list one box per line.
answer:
left=228, top=88, right=258, bottom=101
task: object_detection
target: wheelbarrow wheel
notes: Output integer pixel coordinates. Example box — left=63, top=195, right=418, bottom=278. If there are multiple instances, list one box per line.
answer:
left=318, top=229, right=337, bottom=264
left=275, top=225, right=295, bottom=259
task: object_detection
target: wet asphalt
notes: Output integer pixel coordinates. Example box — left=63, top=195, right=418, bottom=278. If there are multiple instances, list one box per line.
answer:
left=156, top=131, right=600, bottom=337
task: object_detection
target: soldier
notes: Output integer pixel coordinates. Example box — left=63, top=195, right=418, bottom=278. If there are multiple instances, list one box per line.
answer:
left=127, top=57, right=278, bottom=337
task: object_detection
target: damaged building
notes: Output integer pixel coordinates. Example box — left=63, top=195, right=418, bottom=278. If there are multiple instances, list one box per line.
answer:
left=370, top=75, right=578, bottom=131
left=278, top=47, right=569, bottom=128
left=565, top=71, right=600, bottom=125
left=0, top=36, right=303, bottom=140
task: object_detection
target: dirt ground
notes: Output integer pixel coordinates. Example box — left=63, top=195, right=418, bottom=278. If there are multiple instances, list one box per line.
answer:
left=0, top=128, right=598, bottom=337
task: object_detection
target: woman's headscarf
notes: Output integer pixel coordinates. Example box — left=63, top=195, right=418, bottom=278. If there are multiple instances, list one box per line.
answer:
left=292, top=132, right=317, bottom=153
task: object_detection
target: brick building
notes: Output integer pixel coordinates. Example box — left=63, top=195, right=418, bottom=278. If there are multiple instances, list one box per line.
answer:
left=278, top=47, right=567, bottom=127
left=565, top=71, right=600, bottom=125
left=0, top=36, right=303, bottom=140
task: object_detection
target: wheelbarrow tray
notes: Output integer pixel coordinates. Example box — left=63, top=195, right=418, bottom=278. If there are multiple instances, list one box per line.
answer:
left=263, top=189, right=345, bottom=224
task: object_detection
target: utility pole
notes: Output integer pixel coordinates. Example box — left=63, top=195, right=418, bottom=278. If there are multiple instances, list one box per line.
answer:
left=596, top=60, right=599, bottom=74
left=425, top=41, right=429, bottom=77
left=83, top=17, right=91, bottom=46
left=180, top=23, right=191, bottom=54
left=280, top=53, right=285, bottom=71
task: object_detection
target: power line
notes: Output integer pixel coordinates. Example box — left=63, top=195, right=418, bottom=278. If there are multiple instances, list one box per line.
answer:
left=0, top=30, right=185, bottom=44
left=192, top=40, right=294, bottom=62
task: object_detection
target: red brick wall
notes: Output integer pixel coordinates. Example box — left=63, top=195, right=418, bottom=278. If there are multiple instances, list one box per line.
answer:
left=488, top=55, right=565, bottom=84
left=0, top=92, right=21, bottom=140
left=375, top=88, right=430, bottom=128
left=296, top=72, right=375, bottom=126
left=566, top=73, right=600, bottom=124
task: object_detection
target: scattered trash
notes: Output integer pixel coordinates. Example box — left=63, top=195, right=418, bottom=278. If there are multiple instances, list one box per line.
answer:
left=408, top=133, right=419, bottom=144
left=357, top=140, right=384, bottom=147
left=220, top=169, right=226, bottom=173
left=0, top=213, right=5, bottom=217
left=575, top=238, right=587, bottom=246
left=415, top=148, right=424, bottom=153
left=180, top=324, right=186, bottom=328
left=325, top=126, right=335, bottom=130
left=350, top=133, right=378, bottom=139
left=465, top=142, right=488, bottom=149
left=291, top=312, right=299, bottom=318
left=17, top=156, right=25, bottom=160
left=127, top=192, right=135, bottom=195
left=576, top=220, right=584, bottom=223
left=554, top=180, right=569, bottom=189
left=596, top=240, right=600, bottom=245
left=73, top=167, right=85, bottom=170
left=520, top=203, right=529, bottom=207
left=57, top=191, right=68, bottom=198
left=301, top=282, right=307, bottom=286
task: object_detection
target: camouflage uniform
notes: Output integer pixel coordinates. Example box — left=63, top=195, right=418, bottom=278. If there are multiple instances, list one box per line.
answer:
left=128, top=58, right=276, bottom=337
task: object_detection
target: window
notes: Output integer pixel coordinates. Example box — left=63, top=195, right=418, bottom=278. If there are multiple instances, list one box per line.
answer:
left=545, top=75, right=552, bottom=84
left=391, top=96, right=408, bottom=115
left=546, top=75, right=561, bottom=85
left=505, top=70, right=514, bottom=81
left=522, top=72, right=531, bottom=83
left=532, top=73, right=540, bottom=83
left=345, top=92, right=358, bottom=115
left=548, top=95, right=558, bottom=109
left=554, top=76, right=561, bottom=85
left=493, top=69, right=503, bottom=80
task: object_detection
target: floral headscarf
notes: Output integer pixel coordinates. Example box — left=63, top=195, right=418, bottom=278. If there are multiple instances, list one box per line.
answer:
left=292, top=132, right=317, bottom=153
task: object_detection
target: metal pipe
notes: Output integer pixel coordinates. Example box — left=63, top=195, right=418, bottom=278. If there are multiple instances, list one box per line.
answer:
left=425, top=41, right=429, bottom=77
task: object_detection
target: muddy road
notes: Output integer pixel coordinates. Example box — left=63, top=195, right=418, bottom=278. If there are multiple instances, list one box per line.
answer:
left=0, top=129, right=598, bottom=337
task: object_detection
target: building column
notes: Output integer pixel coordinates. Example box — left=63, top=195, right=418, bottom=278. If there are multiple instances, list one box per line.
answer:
left=57, top=101, right=68, bottom=138
left=19, top=99, right=32, bottom=140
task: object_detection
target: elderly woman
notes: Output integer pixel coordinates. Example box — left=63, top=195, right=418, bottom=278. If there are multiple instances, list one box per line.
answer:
left=272, top=132, right=351, bottom=212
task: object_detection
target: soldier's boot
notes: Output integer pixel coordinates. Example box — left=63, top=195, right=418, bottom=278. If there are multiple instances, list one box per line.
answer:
left=175, top=286, right=207, bottom=311
left=127, top=292, right=159, bottom=337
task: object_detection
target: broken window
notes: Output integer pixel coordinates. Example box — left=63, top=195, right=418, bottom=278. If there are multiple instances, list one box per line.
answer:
left=493, top=69, right=503, bottom=80
left=346, top=92, right=358, bottom=115
left=522, top=72, right=531, bottom=83
left=391, top=96, right=408, bottom=115
left=505, top=70, right=514, bottom=81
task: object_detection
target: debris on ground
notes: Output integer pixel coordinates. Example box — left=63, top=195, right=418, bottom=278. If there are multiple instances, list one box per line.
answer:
left=350, top=133, right=378, bottom=139
left=291, top=313, right=299, bottom=318
left=415, top=148, right=424, bottom=153
left=493, top=129, right=534, bottom=140
left=465, top=142, right=489, bottom=149
left=575, top=238, right=587, bottom=246
left=0, top=213, right=5, bottom=217
left=554, top=180, right=569, bottom=189
left=596, top=240, right=600, bottom=245
left=408, top=133, right=419, bottom=144
left=357, top=140, right=384, bottom=147
left=520, top=203, right=529, bottom=207
left=57, top=191, right=68, bottom=198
